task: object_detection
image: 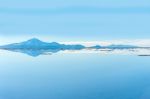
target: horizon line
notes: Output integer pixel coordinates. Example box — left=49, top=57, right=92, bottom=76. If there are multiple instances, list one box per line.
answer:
left=0, top=38, right=150, bottom=47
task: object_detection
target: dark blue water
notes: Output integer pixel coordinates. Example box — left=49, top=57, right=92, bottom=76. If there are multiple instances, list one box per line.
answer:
left=0, top=49, right=150, bottom=99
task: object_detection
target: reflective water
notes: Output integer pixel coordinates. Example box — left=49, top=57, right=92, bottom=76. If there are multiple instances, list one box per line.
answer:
left=0, top=49, right=150, bottom=99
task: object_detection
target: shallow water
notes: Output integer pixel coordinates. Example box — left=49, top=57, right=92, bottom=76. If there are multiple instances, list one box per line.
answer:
left=0, top=49, right=150, bottom=99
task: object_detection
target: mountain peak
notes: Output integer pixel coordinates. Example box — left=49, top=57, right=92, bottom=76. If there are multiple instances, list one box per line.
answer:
left=26, top=38, right=43, bottom=43
left=21, top=38, right=48, bottom=45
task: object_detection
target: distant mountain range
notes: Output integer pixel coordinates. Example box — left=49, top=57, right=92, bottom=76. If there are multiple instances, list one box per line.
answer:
left=104, top=44, right=138, bottom=49
left=89, top=44, right=138, bottom=49
left=0, top=38, right=138, bottom=50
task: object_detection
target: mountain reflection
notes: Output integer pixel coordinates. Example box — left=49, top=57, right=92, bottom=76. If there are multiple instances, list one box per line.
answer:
left=1, top=48, right=150, bottom=57
left=3, top=49, right=61, bottom=57
left=0, top=48, right=112, bottom=57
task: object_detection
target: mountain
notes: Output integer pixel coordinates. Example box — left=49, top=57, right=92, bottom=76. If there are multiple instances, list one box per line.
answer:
left=0, top=38, right=138, bottom=50
left=87, top=44, right=137, bottom=49
left=106, top=44, right=138, bottom=49
left=89, top=45, right=102, bottom=49
left=0, top=38, right=85, bottom=50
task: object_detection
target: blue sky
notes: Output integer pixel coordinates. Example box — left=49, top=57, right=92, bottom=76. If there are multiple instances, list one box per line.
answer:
left=0, top=0, right=150, bottom=43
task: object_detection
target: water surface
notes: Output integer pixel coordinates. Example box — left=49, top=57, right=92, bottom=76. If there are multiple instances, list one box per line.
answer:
left=0, top=49, right=150, bottom=99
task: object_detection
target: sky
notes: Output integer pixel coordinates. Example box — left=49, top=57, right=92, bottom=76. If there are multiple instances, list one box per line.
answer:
left=0, top=0, right=150, bottom=46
